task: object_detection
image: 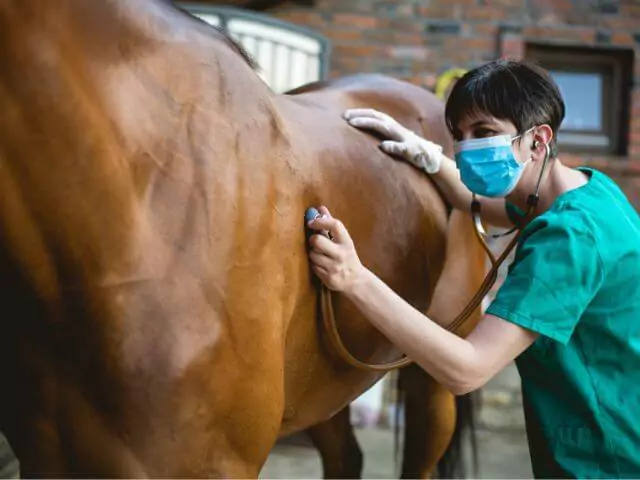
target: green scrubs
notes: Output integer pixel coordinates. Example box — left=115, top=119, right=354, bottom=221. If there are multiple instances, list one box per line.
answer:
left=486, top=167, right=640, bottom=478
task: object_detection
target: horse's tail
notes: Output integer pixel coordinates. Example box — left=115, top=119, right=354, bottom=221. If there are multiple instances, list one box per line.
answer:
left=428, top=208, right=488, bottom=478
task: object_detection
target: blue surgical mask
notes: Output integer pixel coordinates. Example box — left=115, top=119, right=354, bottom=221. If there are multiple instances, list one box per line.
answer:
left=454, top=132, right=530, bottom=198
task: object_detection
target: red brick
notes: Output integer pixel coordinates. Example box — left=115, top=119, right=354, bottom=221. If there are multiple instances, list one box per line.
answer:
left=473, top=24, right=500, bottom=36
left=330, top=57, right=364, bottom=73
left=483, top=0, right=527, bottom=7
left=332, top=14, right=380, bottom=29
left=275, top=11, right=325, bottom=28
left=332, top=44, right=387, bottom=58
left=530, top=0, right=572, bottom=11
left=464, top=7, right=507, bottom=21
left=363, top=31, right=424, bottom=47
left=379, top=18, right=424, bottom=33
left=611, top=33, right=636, bottom=46
left=600, top=16, right=637, bottom=31
left=523, top=26, right=596, bottom=43
left=442, top=38, right=477, bottom=62
left=393, top=33, right=426, bottom=46
left=458, top=37, right=497, bottom=53
left=417, top=4, right=462, bottom=19
left=322, top=28, right=363, bottom=43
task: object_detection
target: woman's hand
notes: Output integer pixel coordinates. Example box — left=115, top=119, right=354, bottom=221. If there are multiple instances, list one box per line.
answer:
left=306, top=206, right=366, bottom=293
left=343, top=108, right=444, bottom=174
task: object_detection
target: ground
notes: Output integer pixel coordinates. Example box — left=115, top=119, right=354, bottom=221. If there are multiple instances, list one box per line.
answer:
left=262, top=426, right=532, bottom=479
left=261, top=363, right=533, bottom=479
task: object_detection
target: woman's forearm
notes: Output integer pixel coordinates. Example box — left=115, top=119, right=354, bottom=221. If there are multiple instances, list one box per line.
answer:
left=346, top=267, right=483, bottom=394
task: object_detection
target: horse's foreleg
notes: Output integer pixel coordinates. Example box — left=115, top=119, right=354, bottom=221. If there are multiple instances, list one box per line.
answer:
left=306, top=407, right=363, bottom=479
left=400, top=364, right=456, bottom=479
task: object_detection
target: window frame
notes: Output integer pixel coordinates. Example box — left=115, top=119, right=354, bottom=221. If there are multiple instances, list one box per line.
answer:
left=177, top=3, right=332, bottom=92
left=526, top=43, right=633, bottom=156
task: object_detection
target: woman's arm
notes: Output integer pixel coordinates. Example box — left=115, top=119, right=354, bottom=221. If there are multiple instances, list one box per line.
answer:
left=307, top=207, right=537, bottom=395
left=348, top=267, right=537, bottom=395
left=344, top=108, right=512, bottom=229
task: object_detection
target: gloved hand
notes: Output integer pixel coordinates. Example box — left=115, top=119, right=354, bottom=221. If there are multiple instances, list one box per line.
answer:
left=343, top=108, right=443, bottom=174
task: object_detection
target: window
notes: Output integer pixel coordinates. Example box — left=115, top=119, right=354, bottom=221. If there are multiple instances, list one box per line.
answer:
left=178, top=4, right=331, bottom=93
left=526, top=44, right=633, bottom=155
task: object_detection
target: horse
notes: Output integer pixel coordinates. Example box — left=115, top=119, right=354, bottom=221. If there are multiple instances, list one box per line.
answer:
left=0, top=1, right=486, bottom=477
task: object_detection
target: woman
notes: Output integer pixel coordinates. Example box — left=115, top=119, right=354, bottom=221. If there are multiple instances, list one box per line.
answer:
left=306, top=59, right=640, bottom=477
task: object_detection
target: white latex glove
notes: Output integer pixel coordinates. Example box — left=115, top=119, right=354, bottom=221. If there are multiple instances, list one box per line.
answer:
left=343, top=108, right=443, bottom=174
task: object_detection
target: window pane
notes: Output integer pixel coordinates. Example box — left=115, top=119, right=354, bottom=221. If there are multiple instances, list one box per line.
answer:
left=550, top=71, right=603, bottom=131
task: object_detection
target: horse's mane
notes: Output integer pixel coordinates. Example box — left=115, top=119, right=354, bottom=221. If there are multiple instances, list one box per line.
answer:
left=171, top=2, right=259, bottom=70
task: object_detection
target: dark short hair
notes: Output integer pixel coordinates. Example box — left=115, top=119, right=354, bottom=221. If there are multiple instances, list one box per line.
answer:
left=444, top=59, right=565, bottom=157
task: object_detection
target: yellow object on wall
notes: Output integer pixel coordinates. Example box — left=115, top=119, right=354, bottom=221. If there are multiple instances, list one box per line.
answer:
left=435, top=67, right=468, bottom=100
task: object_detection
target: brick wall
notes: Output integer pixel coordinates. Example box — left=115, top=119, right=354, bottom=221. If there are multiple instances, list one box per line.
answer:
left=266, top=0, right=640, bottom=207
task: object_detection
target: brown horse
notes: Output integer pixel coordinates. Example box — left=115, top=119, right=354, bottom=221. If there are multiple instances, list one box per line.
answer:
left=289, top=73, right=487, bottom=478
left=0, top=1, right=485, bottom=477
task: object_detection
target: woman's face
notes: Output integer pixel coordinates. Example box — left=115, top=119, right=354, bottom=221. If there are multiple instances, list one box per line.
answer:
left=452, top=112, right=555, bottom=200
left=455, top=113, right=534, bottom=165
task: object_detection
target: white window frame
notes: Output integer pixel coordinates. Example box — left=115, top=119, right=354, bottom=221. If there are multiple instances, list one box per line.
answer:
left=178, top=3, right=331, bottom=93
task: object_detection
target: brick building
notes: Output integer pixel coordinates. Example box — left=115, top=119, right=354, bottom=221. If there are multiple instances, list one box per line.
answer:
left=185, top=0, right=640, bottom=208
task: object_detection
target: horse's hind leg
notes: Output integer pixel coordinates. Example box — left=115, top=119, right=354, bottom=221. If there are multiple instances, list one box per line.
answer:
left=306, top=406, right=363, bottom=479
left=400, top=364, right=456, bottom=479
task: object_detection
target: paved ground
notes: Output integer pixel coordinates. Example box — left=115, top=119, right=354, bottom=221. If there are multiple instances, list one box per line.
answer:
left=262, top=364, right=532, bottom=479
left=262, top=427, right=533, bottom=479
left=0, top=435, right=17, bottom=479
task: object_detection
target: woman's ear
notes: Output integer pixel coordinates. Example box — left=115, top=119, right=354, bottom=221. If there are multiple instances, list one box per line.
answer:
left=532, top=124, right=553, bottom=153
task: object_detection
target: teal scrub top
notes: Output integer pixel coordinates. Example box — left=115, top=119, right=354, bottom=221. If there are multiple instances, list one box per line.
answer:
left=486, top=167, right=640, bottom=478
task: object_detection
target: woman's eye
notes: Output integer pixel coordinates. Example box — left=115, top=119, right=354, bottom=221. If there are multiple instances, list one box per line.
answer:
left=474, top=128, right=496, bottom=138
